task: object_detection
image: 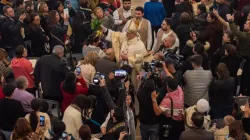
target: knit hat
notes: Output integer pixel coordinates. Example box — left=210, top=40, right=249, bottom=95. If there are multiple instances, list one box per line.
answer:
left=196, top=99, right=210, bottom=113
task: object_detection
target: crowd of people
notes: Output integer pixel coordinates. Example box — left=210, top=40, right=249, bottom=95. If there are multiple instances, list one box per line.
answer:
left=0, top=0, right=250, bottom=139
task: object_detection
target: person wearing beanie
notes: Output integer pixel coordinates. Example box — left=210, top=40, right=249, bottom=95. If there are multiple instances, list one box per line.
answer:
left=151, top=77, right=185, bottom=140
left=185, top=99, right=211, bottom=131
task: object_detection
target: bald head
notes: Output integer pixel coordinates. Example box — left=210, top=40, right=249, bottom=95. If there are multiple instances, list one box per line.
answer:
left=106, top=48, right=115, bottom=61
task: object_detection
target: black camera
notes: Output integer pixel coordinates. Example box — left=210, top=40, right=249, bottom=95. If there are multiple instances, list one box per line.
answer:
left=143, top=60, right=163, bottom=73
left=93, top=72, right=105, bottom=85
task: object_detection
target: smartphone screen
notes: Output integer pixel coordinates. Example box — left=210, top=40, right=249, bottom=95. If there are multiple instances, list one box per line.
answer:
left=115, top=70, right=127, bottom=77
left=76, top=67, right=81, bottom=76
left=39, top=116, right=45, bottom=126
left=62, top=132, right=68, bottom=138
left=64, top=8, right=69, bottom=17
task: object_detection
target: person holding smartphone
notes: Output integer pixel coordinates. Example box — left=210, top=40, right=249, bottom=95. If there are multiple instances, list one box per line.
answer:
left=61, top=72, right=88, bottom=113
left=25, top=99, right=51, bottom=139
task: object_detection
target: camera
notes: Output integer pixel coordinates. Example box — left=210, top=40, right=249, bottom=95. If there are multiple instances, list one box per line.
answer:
left=93, top=72, right=105, bottom=85
left=163, top=124, right=172, bottom=137
left=142, top=60, right=163, bottom=90
left=164, top=49, right=184, bottom=70
left=143, top=60, right=163, bottom=73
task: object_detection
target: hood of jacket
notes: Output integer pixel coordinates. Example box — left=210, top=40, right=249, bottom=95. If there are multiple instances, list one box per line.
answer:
left=11, top=57, right=25, bottom=68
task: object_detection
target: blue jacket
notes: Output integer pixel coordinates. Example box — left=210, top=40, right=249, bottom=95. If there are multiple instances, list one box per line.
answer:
left=144, top=2, right=166, bottom=27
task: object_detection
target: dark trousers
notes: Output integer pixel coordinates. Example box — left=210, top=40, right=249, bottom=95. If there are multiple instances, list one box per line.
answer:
left=210, top=105, right=233, bottom=120
left=159, top=119, right=185, bottom=140
left=140, top=123, right=159, bottom=140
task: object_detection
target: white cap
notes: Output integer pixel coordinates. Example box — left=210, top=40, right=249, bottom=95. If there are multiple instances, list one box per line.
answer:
left=196, top=99, right=210, bottom=113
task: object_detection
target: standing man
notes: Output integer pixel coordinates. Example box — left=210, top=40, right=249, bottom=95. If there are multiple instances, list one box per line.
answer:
left=123, top=6, right=152, bottom=51
left=34, top=45, right=69, bottom=102
left=113, top=0, right=134, bottom=32
left=1, top=5, right=25, bottom=58
left=102, top=20, right=147, bottom=89
left=152, top=18, right=179, bottom=54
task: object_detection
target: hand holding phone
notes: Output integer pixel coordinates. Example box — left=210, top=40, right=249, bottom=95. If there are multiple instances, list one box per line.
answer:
left=39, top=116, right=45, bottom=126
left=76, top=67, right=81, bottom=76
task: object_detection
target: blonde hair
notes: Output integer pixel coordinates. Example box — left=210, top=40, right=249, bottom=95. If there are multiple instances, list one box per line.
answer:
left=81, top=52, right=99, bottom=66
left=94, top=7, right=103, bottom=15
left=38, top=2, right=47, bottom=14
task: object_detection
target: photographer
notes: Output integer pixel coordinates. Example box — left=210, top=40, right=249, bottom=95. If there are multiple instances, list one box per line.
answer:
left=137, top=72, right=161, bottom=140
left=162, top=59, right=183, bottom=87
left=151, top=77, right=185, bottom=140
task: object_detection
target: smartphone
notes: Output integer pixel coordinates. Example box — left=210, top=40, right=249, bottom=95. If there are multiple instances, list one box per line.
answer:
left=62, top=132, right=68, bottom=138
left=190, top=28, right=193, bottom=33
left=63, top=8, right=69, bottom=18
left=76, top=67, right=81, bottom=76
left=39, top=116, right=45, bottom=126
left=115, top=70, right=127, bottom=77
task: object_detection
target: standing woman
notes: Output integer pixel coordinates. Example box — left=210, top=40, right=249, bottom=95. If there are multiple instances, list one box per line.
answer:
left=144, top=0, right=166, bottom=47
left=200, top=12, right=223, bottom=57
left=38, top=2, right=50, bottom=36
left=29, top=13, right=50, bottom=57
left=209, top=63, right=235, bottom=119
left=0, top=49, right=12, bottom=80
left=77, top=52, right=99, bottom=87
left=61, top=72, right=88, bottom=113
left=25, top=99, right=51, bottom=139
left=48, top=10, right=69, bottom=51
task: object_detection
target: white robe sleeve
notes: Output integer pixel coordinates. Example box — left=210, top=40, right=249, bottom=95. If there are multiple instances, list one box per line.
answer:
left=147, top=20, right=152, bottom=51
left=113, top=10, right=123, bottom=25
left=122, top=19, right=131, bottom=32
left=152, top=29, right=161, bottom=52
left=105, top=29, right=114, bottom=42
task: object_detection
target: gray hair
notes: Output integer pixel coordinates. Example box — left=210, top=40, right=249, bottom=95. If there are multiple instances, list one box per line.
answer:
left=16, top=76, right=28, bottom=89
left=52, top=45, right=64, bottom=54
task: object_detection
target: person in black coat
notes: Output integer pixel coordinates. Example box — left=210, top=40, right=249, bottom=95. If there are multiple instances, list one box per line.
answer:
left=0, top=84, right=24, bottom=137
left=209, top=63, right=235, bottom=119
left=199, top=12, right=223, bottom=57
left=211, top=31, right=235, bottom=77
left=72, top=11, right=92, bottom=53
left=182, top=42, right=209, bottom=73
left=1, top=5, right=25, bottom=58
left=175, top=12, right=195, bottom=54
left=220, top=44, right=240, bottom=78
left=48, top=10, right=68, bottom=51
left=29, top=13, right=49, bottom=57
left=34, top=45, right=69, bottom=102
left=193, top=4, right=207, bottom=31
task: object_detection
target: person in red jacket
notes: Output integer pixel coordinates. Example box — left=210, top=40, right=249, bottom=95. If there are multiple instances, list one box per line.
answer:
left=61, top=72, right=88, bottom=113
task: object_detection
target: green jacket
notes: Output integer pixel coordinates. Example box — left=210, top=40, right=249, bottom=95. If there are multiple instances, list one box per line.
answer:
left=229, top=22, right=250, bottom=57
